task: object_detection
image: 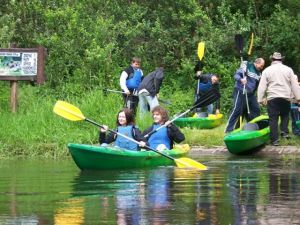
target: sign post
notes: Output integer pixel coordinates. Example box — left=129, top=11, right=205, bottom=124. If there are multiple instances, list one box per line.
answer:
left=0, top=46, right=46, bottom=112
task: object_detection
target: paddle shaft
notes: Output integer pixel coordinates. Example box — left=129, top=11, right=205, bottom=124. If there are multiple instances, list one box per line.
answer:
left=105, top=89, right=171, bottom=105
left=144, top=93, right=217, bottom=138
left=235, top=34, right=250, bottom=114
left=85, top=118, right=177, bottom=161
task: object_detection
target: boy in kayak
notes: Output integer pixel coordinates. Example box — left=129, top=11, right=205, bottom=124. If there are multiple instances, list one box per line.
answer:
left=99, top=108, right=146, bottom=151
left=142, top=106, right=185, bottom=151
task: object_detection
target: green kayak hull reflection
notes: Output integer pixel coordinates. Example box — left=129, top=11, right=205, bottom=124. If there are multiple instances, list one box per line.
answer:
left=224, top=115, right=270, bottom=154
left=68, top=143, right=190, bottom=170
left=174, top=114, right=223, bottom=129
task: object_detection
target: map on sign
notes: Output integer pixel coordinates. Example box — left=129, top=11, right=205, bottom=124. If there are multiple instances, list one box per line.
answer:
left=0, top=52, right=37, bottom=76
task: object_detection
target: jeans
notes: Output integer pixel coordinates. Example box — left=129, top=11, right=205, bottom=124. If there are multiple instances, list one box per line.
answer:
left=138, top=92, right=159, bottom=115
left=197, top=104, right=214, bottom=114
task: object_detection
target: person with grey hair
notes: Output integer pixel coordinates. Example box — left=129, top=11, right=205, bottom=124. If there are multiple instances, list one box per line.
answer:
left=257, top=52, right=300, bottom=146
left=225, top=57, right=265, bottom=133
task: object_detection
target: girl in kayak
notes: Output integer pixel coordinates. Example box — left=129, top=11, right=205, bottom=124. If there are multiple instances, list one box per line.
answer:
left=99, top=108, right=146, bottom=151
left=143, top=106, right=185, bottom=151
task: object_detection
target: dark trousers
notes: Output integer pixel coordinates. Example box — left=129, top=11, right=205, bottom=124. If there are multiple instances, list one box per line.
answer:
left=225, top=89, right=260, bottom=132
left=122, top=94, right=139, bottom=114
left=267, top=98, right=290, bottom=142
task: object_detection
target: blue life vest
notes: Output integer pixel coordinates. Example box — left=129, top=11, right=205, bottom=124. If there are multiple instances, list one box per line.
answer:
left=148, top=124, right=171, bottom=150
left=114, top=125, right=138, bottom=151
left=126, top=69, right=142, bottom=89
left=198, top=81, right=212, bottom=92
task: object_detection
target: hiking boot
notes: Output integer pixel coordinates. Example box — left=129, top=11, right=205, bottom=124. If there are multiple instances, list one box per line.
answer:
left=271, top=140, right=279, bottom=146
left=280, top=132, right=290, bottom=139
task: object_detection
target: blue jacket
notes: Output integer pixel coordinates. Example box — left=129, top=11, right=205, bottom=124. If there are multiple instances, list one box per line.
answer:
left=234, top=61, right=261, bottom=94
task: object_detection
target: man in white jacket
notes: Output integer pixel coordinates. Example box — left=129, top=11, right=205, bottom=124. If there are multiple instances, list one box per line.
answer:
left=257, top=52, right=300, bottom=146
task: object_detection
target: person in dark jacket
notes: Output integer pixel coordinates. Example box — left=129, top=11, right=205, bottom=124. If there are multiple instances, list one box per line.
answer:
left=99, top=108, right=146, bottom=151
left=138, top=66, right=164, bottom=116
left=194, top=73, right=220, bottom=115
left=225, top=58, right=265, bottom=133
left=142, top=106, right=185, bottom=151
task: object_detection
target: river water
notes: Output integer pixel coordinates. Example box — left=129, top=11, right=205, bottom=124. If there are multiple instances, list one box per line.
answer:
left=0, top=153, right=299, bottom=225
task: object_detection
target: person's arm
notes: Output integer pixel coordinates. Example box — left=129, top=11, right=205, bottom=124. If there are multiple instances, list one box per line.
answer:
left=168, top=124, right=185, bottom=143
left=154, top=69, right=164, bottom=95
left=142, top=126, right=153, bottom=140
left=257, top=73, right=267, bottom=104
left=215, top=84, right=220, bottom=112
left=99, top=130, right=116, bottom=144
left=290, top=71, right=300, bottom=102
left=133, top=127, right=147, bottom=142
left=120, top=71, right=130, bottom=94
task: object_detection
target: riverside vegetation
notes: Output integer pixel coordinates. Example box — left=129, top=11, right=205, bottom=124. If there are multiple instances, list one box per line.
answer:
left=0, top=1, right=299, bottom=157
left=0, top=83, right=299, bottom=158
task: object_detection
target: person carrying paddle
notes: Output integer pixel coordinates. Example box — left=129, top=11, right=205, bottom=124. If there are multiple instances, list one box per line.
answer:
left=137, top=65, right=164, bottom=117
left=257, top=52, right=300, bottom=146
left=194, top=67, right=221, bottom=116
left=99, top=108, right=146, bottom=151
left=225, top=58, right=265, bottom=133
left=120, top=57, right=143, bottom=114
left=142, top=106, right=185, bottom=151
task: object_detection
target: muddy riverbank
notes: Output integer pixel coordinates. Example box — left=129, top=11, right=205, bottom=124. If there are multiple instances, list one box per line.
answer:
left=191, top=145, right=300, bottom=155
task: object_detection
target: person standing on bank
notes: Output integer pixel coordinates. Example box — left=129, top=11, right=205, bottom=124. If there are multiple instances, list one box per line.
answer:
left=225, top=58, right=265, bottom=133
left=194, top=72, right=221, bottom=116
left=138, top=65, right=164, bottom=117
left=120, top=57, right=143, bottom=114
left=257, top=52, right=300, bottom=146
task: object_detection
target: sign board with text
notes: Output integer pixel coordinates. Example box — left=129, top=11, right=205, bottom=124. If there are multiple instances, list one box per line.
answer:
left=0, top=47, right=46, bottom=84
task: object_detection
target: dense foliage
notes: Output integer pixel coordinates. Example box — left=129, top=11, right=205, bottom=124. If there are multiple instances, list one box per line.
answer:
left=0, top=1, right=299, bottom=111
left=0, top=1, right=299, bottom=157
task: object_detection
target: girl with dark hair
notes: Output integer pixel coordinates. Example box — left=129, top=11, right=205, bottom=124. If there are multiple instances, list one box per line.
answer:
left=99, top=108, right=146, bottom=151
left=143, top=106, right=185, bottom=151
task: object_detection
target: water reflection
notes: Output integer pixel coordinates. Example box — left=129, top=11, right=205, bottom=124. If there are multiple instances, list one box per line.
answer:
left=0, top=156, right=300, bottom=224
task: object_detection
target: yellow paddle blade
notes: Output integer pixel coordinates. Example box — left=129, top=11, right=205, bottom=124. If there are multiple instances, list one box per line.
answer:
left=53, top=101, right=85, bottom=121
left=247, top=32, right=254, bottom=55
left=174, top=157, right=207, bottom=170
left=197, top=41, right=205, bottom=60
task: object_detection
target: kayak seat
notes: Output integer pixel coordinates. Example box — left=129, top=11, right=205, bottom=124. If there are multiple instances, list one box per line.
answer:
left=242, top=123, right=259, bottom=131
left=256, top=119, right=269, bottom=129
left=197, top=112, right=208, bottom=118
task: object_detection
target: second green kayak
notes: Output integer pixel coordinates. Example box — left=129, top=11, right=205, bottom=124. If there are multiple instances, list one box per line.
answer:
left=296, top=120, right=300, bottom=129
left=224, top=115, right=270, bottom=154
left=174, top=114, right=223, bottom=129
left=68, top=143, right=190, bottom=170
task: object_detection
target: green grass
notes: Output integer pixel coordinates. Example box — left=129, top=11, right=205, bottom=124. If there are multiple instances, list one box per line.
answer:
left=0, top=84, right=300, bottom=158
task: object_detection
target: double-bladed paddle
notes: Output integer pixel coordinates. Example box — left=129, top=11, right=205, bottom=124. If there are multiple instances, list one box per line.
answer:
left=235, top=34, right=250, bottom=116
left=53, top=100, right=207, bottom=170
left=247, top=33, right=254, bottom=56
left=196, top=42, right=205, bottom=96
left=197, top=42, right=205, bottom=61
left=103, top=88, right=171, bottom=105
left=144, top=87, right=221, bottom=138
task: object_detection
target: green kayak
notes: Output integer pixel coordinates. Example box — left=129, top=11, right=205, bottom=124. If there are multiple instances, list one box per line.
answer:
left=68, top=143, right=190, bottom=170
left=296, top=120, right=300, bottom=129
left=224, top=115, right=270, bottom=154
left=174, top=114, right=223, bottom=129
